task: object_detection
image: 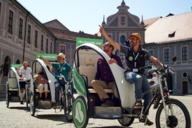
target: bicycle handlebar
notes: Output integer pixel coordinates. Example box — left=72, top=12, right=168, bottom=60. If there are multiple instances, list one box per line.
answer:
left=59, top=74, right=73, bottom=83
left=139, top=65, right=152, bottom=70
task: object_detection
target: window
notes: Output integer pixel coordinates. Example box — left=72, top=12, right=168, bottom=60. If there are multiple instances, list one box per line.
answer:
left=149, top=50, right=153, bottom=63
left=46, top=39, right=48, bottom=53
left=182, top=47, right=187, bottom=61
left=41, top=35, right=44, bottom=51
left=27, top=25, right=31, bottom=44
left=18, top=18, right=23, bottom=39
left=8, top=10, right=13, bottom=34
left=164, top=49, right=169, bottom=62
left=16, top=59, right=20, bottom=64
left=0, top=3, right=1, bottom=19
left=34, top=30, right=38, bottom=48
left=149, top=50, right=153, bottom=55
left=120, top=35, right=126, bottom=45
left=60, top=45, right=65, bottom=54
left=50, top=42, right=52, bottom=53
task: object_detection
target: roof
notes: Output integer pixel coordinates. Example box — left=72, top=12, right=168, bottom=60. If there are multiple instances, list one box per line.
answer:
left=143, top=16, right=162, bottom=28
left=145, top=12, right=192, bottom=43
left=47, top=27, right=101, bottom=41
left=44, top=19, right=70, bottom=31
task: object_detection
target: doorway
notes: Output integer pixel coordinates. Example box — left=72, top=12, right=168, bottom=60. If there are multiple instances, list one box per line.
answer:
left=182, top=81, right=188, bottom=94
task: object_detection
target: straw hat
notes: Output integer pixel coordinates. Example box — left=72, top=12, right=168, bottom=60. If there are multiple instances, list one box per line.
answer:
left=128, top=33, right=142, bottom=43
left=57, top=53, right=66, bottom=60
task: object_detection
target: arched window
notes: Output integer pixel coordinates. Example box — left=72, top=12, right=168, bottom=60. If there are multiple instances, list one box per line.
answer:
left=3, top=56, right=11, bottom=76
left=16, top=59, right=20, bottom=64
left=119, top=35, right=126, bottom=65
left=120, top=35, right=126, bottom=45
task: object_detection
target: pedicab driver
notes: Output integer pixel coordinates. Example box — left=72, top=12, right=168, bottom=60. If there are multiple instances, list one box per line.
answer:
left=91, top=42, right=123, bottom=107
left=19, top=61, right=32, bottom=104
left=40, top=53, right=72, bottom=105
left=99, top=25, right=166, bottom=126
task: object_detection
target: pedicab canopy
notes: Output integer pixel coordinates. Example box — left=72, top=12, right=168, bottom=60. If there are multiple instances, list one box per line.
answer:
left=76, top=37, right=103, bottom=47
left=10, top=64, right=21, bottom=69
left=36, top=53, right=57, bottom=61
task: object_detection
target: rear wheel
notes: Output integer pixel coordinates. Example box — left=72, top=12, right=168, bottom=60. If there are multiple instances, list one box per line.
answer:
left=6, top=91, right=9, bottom=108
left=30, top=94, right=35, bottom=116
left=63, top=92, right=74, bottom=122
left=6, top=83, right=9, bottom=108
left=118, top=112, right=134, bottom=127
left=156, top=99, right=191, bottom=128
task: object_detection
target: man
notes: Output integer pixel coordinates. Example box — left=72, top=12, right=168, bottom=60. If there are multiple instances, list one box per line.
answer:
left=91, top=42, right=123, bottom=107
left=99, top=25, right=165, bottom=125
left=40, top=53, right=72, bottom=104
left=19, top=61, right=32, bottom=104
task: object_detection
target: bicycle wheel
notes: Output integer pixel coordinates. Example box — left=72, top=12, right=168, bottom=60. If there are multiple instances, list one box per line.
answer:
left=25, top=86, right=29, bottom=110
left=62, top=92, right=74, bottom=122
left=156, top=98, right=191, bottom=128
left=118, top=116, right=134, bottom=127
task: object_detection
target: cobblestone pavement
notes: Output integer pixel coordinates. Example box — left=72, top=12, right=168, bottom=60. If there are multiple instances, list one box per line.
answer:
left=0, top=95, right=191, bottom=128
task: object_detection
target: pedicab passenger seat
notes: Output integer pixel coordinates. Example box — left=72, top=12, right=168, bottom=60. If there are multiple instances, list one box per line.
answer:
left=8, top=78, right=18, bottom=91
left=79, top=58, right=113, bottom=94
left=33, top=74, right=50, bottom=93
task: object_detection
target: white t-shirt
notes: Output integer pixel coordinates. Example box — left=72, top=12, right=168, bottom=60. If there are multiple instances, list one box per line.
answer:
left=152, top=76, right=159, bottom=84
left=19, top=66, right=32, bottom=80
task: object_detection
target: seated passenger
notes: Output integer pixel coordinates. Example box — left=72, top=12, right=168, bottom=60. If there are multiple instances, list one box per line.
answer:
left=34, top=74, right=48, bottom=101
left=91, top=42, right=123, bottom=107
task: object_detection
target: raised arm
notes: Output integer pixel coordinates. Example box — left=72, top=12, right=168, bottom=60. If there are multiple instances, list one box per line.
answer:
left=39, top=56, right=52, bottom=67
left=99, top=25, right=120, bottom=51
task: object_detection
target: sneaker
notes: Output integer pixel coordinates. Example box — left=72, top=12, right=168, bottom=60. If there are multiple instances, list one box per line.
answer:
left=101, top=100, right=114, bottom=107
left=140, top=118, right=154, bottom=126
left=20, top=101, right=23, bottom=104
left=134, top=100, right=142, bottom=108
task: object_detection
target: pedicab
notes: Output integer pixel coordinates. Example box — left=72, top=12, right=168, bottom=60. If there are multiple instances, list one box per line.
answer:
left=72, top=43, right=191, bottom=128
left=30, top=53, right=74, bottom=122
left=6, top=64, right=31, bottom=110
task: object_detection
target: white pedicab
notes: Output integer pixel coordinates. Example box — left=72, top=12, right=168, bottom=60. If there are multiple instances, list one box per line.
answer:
left=30, top=54, right=74, bottom=122
left=6, top=64, right=31, bottom=110
left=72, top=43, right=191, bottom=128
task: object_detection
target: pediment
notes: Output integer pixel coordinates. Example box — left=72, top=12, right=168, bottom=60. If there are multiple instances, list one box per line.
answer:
left=105, top=11, right=142, bottom=28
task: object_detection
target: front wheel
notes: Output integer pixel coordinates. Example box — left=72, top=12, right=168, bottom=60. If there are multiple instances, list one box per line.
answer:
left=25, top=86, right=30, bottom=111
left=63, top=92, right=74, bottom=122
left=72, top=96, right=89, bottom=128
left=156, top=98, right=191, bottom=128
left=30, top=94, right=35, bottom=116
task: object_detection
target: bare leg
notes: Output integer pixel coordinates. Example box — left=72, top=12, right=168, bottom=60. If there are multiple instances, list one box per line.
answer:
left=45, top=92, right=48, bottom=98
left=39, top=93, right=42, bottom=98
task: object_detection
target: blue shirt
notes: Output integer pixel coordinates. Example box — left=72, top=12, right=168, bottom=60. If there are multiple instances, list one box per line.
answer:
left=52, top=62, right=72, bottom=80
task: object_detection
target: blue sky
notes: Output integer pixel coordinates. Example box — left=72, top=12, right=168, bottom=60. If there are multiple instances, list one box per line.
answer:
left=17, top=0, right=191, bottom=34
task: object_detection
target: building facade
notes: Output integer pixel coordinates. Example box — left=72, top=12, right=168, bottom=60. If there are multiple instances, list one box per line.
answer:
left=144, top=12, right=192, bottom=94
left=100, top=0, right=192, bottom=94
left=0, top=0, right=101, bottom=93
left=0, top=0, right=56, bottom=92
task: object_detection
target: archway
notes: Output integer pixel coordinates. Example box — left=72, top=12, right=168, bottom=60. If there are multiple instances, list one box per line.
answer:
left=3, top=56, right=11, bottom=76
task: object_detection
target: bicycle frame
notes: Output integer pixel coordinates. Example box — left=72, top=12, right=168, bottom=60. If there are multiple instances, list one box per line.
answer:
left=141, top=68, right=172, bottom=120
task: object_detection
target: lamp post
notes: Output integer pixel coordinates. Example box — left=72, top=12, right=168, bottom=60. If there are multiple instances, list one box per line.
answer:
left=22, top=11, right=30, bottom=62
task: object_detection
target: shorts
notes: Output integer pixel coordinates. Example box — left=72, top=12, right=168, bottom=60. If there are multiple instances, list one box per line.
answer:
left=19, top=81, right=26, bottom=89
